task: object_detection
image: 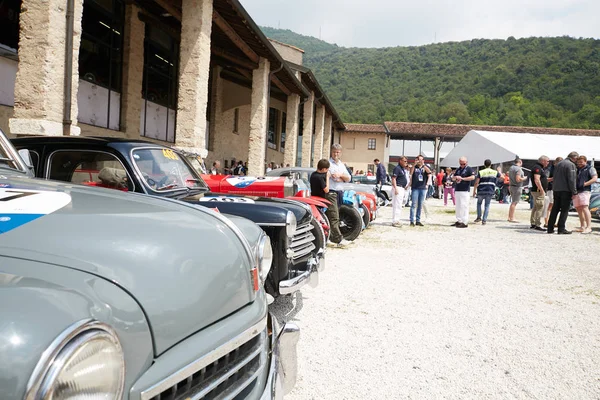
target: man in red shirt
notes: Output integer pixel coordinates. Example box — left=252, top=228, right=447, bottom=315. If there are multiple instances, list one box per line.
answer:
left=436, top=168, right=444, bottom=198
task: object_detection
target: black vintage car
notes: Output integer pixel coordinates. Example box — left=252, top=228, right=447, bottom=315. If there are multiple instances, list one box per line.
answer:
left=12, top=136, right=324, bottom=299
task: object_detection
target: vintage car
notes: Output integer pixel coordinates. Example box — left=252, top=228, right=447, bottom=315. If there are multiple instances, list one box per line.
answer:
left=12, top=136, right=324, bottom=299
left=266, top=166, right=377, bottom=236
left=351, top=174, right=393, bottom=204
left=0, top=129, right=298, bottom=399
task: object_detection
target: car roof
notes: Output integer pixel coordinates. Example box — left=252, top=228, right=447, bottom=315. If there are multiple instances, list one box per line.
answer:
left=11, top=136, right=169, bottom=151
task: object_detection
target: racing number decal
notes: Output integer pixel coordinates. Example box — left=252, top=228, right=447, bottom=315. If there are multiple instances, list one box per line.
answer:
left=199, top=196, right=256, bottom=204
left=162, top=149, right=179, bottom=161
left=0, top=188, right=72, bottom=234
left=0, top=190, right=36, bottom=202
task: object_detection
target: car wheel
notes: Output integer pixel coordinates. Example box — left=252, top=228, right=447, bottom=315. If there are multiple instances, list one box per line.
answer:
left=338, top=205, right=362, bottom=241
left=310, top=218, right=325, bottom=251
left=360, top=203, right=370, bottom=229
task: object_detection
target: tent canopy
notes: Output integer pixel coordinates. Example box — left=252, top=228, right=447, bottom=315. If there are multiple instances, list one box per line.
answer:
left=441, top=130, right=600, bottom=167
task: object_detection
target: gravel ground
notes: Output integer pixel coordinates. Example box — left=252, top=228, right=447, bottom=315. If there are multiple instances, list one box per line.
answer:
left=270, top=198, right=600, bottom=399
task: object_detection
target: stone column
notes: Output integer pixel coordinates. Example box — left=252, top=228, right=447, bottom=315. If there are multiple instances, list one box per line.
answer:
left=323, top=114, right=333, bottom=159
left=248, top=58, right=270, bottom=176
left=312, top=104, right=326, bottom=166
left=120, top=4, right=145, bottom=138
left=10, top=0, right=84, bottom=136
left=283, top=93, right=300, bottom=167
left=175, top=0, right=213, bottom=155
left=301, top=91, right=315, bottom=168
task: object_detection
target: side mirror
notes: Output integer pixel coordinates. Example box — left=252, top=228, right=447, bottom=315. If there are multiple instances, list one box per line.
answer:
left=18, top=149, right=34, bottom=171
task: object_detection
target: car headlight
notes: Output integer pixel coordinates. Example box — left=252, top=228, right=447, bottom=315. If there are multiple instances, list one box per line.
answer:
left=286, top=211, right=297, bottom=237
left=257, top=234, right=273, bottom=282
left=27, top=320, right=125, bottom=400
left=591, top=207, right=598, bottom=213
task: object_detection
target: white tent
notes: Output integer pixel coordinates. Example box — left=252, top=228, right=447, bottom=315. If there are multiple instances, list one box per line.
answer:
left=441, top=130, right=600, bottom=167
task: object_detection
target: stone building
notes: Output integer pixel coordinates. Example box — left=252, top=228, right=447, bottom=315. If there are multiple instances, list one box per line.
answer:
left=0, top=0, right=344, bottom=176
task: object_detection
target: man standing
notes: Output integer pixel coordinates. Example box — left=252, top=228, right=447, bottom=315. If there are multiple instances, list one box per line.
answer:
left=547, top=151, right=579, bottom=234
left=391, top=156, right=409, bottom=227
left=529, top=156, right=549, bottom=231
left=507, top=158, right=528, bottom=222
left=544, top=157, right=563, bottom=228
left=473, top=159, right=500, bottom=225
left=452, top=156, right=475, bottom=228
left=327, top=144, right=352, bottom=246
left=408, top=155, right=431, bottom=227
left=211, top=160, right=221, bottom=175
left=375, top=158, right=386, bottom=186
left=436, top=168, right=445, bottom=198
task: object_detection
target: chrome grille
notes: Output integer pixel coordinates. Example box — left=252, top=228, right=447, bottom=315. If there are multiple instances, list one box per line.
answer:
left=290, top=221, right=316, bottom=261
left=146, top=330, right=267, bottom=400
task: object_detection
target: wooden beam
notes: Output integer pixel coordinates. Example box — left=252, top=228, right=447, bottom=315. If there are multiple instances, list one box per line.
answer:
left=211, top=48, right=258, bottom=70
left=272, top=75, right=291, bottom=96
left=213, top=10, right=259, bottom=63
left=235, top=67, right=252, bottom=80
left=153, top=0, right=182, bottom=21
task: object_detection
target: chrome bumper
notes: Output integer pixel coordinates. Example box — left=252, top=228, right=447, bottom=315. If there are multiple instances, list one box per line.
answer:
left=260, top=315, right=300, bottom=400
left=279, top=251, right=322, bottom=295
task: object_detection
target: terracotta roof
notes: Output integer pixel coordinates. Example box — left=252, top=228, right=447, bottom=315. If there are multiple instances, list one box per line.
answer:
left=383, top=122, right=600, bottom=138
left=344, top=124, right=387, bottom=133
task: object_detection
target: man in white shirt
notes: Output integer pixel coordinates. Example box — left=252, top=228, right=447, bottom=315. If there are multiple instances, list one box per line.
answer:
left=326, top=144, right=352, bottom=247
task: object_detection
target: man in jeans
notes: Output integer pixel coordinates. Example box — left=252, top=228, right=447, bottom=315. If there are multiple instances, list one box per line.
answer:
left=530, top=156, right=549, bottom=231
left=473, top=159, right=500, bottom=225
left=408, top=155, right=431, bottom=227
left=326, top=144, right=352, bottom=246
left=547, top=151, right=579, bottom=234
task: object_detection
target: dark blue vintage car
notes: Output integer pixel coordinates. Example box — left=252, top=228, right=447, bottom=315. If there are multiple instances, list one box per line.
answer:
left=12, top=136, right=325, bottom=299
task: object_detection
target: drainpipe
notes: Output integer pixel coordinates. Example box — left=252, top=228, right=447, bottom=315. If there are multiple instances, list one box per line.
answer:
left=63, top=0, right=75, bottom=136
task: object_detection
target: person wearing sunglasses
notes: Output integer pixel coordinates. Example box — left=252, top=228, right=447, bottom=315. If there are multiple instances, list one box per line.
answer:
left=452, top=157, right=475, bottom=228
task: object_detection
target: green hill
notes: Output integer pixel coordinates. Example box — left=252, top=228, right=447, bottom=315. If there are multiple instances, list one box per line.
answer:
left=260, top=26, right=600, bottom=129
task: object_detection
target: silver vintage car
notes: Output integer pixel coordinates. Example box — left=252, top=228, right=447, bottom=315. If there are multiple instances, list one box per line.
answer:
left=0, top=129, right=299, bottom=399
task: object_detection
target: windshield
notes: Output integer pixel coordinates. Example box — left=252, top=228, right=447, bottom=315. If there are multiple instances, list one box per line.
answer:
left=0, top=130, right=27, bottom=174
left=185, top=154, right=207, bottom=176
left=132, top=148, right=208, bottom=193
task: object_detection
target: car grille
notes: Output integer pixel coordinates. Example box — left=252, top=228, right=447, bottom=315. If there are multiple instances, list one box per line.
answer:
left=290, top=221, right=316, bottom=262
left=145, top=329, right=267, bottom=400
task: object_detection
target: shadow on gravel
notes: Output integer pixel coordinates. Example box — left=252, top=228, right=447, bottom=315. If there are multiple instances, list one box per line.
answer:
left=269, top=291, right=304, bottom=325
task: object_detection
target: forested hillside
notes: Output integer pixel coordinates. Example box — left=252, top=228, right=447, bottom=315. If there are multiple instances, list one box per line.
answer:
left=261, top=27, right=600, bottom=129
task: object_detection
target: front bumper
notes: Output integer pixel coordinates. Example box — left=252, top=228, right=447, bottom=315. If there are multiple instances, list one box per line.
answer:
left=279, top=249, right=324, bottom=295
left=260, top=315, right=300, bottom=399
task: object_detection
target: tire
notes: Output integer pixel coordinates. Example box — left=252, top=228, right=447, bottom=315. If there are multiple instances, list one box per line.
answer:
left=319, top=210, right=331, bottom=241
left=338, top=205, right=362, bottom=241
left=360, top=203, right=370, bottom=229
left=310, top=218, right=325, bottom=252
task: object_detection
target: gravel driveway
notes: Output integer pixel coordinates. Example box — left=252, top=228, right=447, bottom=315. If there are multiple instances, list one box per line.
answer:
left=270, top=199, right=600, bottom=399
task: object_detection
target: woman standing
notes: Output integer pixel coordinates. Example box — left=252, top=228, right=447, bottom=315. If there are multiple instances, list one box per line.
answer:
left=573, top=155, right=598, bottom=234
left=443, top=167, right=456, bottom=206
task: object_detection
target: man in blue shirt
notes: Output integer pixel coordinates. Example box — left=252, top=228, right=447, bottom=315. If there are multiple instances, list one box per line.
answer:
left=408, top=155, right=431, bottom=227
left=375, top=158, right=386, bottom=186
left=452, top=156, right=475, bottom=228
left=473, top=159, right=501, bottom=225
left=391, top=156, right=408, bottom=227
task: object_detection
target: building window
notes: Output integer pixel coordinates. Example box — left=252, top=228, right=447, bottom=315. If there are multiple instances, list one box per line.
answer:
left=77, top=0, right=124, bottom=130
left=267, top=107, right=278, bottom=150
left=368, top=164, right=375, bottom=174
left=0, top=0, right=20, bottom=54
left=280, top=112, right=286, bottom=152
left=141, top=25, right=179, bottom=142
left=233, top=108, right=239, bottom=133
left=368, top=138, right=376, bottom=150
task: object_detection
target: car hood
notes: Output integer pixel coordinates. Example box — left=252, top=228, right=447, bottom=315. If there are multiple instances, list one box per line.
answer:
left=0, top=175, right=256, bottom=356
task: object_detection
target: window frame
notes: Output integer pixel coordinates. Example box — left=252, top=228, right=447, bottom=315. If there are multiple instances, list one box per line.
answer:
left=368, top=138, right=377, bottom=150
left=46, top=149, right=135, bottom=192
left=267, top=107, right=278, bottom=150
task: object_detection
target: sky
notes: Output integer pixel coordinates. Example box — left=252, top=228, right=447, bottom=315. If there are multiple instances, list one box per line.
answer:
left=239, top=0, right=600, bottom=48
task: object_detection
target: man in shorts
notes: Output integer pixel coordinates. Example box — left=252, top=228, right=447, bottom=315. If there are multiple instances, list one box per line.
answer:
left=573, top=155, right=598, bottom=234
left=507, top=158, right=528, bottom=222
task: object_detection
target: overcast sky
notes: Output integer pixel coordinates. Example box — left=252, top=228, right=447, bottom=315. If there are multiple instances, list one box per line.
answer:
left=239, top=0, right=600, bottom=48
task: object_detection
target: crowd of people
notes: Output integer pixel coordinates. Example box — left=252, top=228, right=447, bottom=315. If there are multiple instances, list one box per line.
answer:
left=206, top=160, right=293, bottom=175
left=388, top=151, right=598, bottom=232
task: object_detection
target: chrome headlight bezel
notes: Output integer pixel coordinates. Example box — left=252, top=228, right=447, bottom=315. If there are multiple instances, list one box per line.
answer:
left=286, top=211, right=297, bottom=237
left=256, top=233, right=273, bottom=283
left=25, top=319, right=125, bottom=400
